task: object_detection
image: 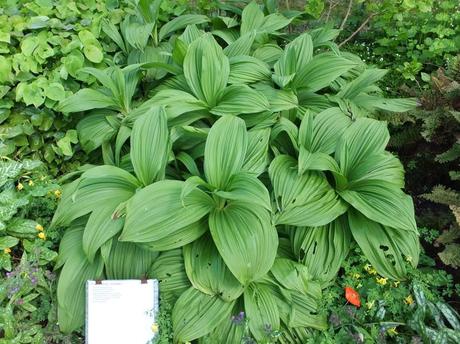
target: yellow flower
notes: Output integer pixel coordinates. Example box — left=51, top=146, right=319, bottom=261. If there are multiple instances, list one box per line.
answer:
left=40, top=175, right=46, bottom=181
left=54, top=190, right=62, bottom=198
left=376, top=277, right=388, bottom=286
left=4, top=247, right=11, bottom=254
left=387, top=327, right=398, bottom=336
left=404, top=295, right=414, bottom=305
left=17, top=182, right=24, bottom=191
left=151, top=323, right=159, bottom=333
left=364, top=264, right=371, bottom=271
left=364, top=264, right=377, bottom=274
left=28, top=180, right=34, bottom=186
left=352, top=273, right=361, bottom=279
left=393, top=281, right=400, bottom=287
left=368, top=268, right=377, bottom=275
left=406, top=256, right=413, bottom=263
left=35, top=224, right=44, bottom=231
left=366, top=300, right=375, bottom=310
left=38, top=232, right=46, bottom=240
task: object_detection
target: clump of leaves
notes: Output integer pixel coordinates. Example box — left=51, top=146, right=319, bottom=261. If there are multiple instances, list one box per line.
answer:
left=52, top=1, right=420, bottom=342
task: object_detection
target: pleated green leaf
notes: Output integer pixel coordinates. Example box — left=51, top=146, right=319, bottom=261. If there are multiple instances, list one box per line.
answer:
left=348, top=209, right=420, bottom=280
left=173, top=287, right=235, bottom=342
left=228, top=56, right=271, bottom=84
left=76, top=112, right=118, bottom=153
left=240, top=1, right=264, bottom=35
left=130, top=106, right=170, bottom=186
left=159, top=14, right=209, bottom=41
left=253, top=44, right=284, bottom=66
left=214, top=172, right=271, bottom=210
left=141, top=218, right=208, bottom=252
left=290, top=216, right=352, bottom=286
left=339, top=180, right=417, bottom=232
left=121, top=180, right=214, bottom=242
left=244, top=283, right=280, bottom=342
left=242, top=128, right=270, bottom=176
left=298, top=147, right=340, bottom=174
left=209, top=202, right=278, bottom=285
left=148, top=249, right=191, bottom=305
left=255, top=85, right=299, bottom=112
left=210, top=84, right=270, bottom=116
left=346, top=152, right=405, bottom=189
left=270, top=258, right=311, bottom=294
left=104, top=239, right=158, bottom=279
left=200, top=301, right=245, bottom=343
left=273, top=33, right=313, bottom=88
left=184, top=234, right=244, bottom=301
left=82, top=198, right=126, bottom=263
left=299, top=108, right=351, bottom=155
left=269, top=155, right=348, bottom=226
left=183, top=34, right=229, bottom=107
left=224, top=31, right=256, bottom=57
left=51, top=166, right=140, bottom=227
left=292, top=54, right=357, bottom=92
left=204, top=115, right=248, bottom=189
left=337, top=69, right=388, bottom=99
left=335, top=117, right=390, bottom=177
left=353, top=94, right=418, bottom=112
left=57, top=226, right=104, bottom=333
left=58, top=89, right=117, bottom=113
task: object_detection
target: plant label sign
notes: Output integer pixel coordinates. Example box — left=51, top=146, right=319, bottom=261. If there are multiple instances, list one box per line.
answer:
left=86, top=279, right=159, bottom=344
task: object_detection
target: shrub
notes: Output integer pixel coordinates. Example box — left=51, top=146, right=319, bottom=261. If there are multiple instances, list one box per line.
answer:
left=52, top=1, right=420, bottom=342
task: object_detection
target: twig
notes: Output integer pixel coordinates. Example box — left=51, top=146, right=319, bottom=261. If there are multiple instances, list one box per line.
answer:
left=325, top=1, right=340, bottom=23
left=339, top=0, right=354, bottom=30
left=339, top=13, right=375, bottom=47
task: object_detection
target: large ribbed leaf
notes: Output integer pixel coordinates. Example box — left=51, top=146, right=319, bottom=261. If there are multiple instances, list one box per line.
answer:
left=353, top=94, right=417, bottom=112
left=228, top=56, right=271, bottom=84
left=269, top=258, right=311, bottom=294
left=265, top=262, right=326, bottom=330
left=214, top=172, right=271, bottom=210
left=183, top=234, right=244, bottom=301
left=299, top=108, right=351, bottom=155
left=244, top=283, right=280, bottom=342
left=339, top=180, right=417, bottom=232
left=82, top=198, right=126, bottom=263
left=240, top=1, right=264, bottom=35
left=141, top=218, right=208, bottom=251
left=57, top=227, right=104, bottom=333
left=200, top=301, right=245, bottom=343
left=269, top=155, right=348, bottom=226
left=51, top=166, right=140, bottom=227
left=209, top=202, right=277, bottom=285
left=204, top=115, right=248, bottom=189
left=121, top=180, right=214, bottom=242
left=211, top=85, right=270, bottom=116
left=335, top=117, right=390, bottom=177
left=242, top=128, right=270, bottom=176
left=346, top=152, right=405, bottom=189
left=76, top=112, right=118, bottom=153
left=348, top=209, right=420, bottom=280
left=104, top=239, right=158, bottom=279
left=338, top=69, right=388, bottom=99
left=159, top=14, right=209, bottom=41
left=183, top=34, right=229, bottom=107
left=148, top=249, right=190, bottom=305
left=224, top=31, right=256, bottom=57
left=290, top=216, right=352, bottom=286
left=173, top=287, right=235, bottom=342
left=292, top=54, right=357, bottom=92
left=130, top=106, right=170, bottom=186
left=58, top=89, right=117, bottom=113
left=273, top=33, right=313, bottom=88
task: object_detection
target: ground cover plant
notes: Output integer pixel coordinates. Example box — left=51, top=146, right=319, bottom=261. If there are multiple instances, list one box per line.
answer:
left=1, top=1, right=460, bottom=344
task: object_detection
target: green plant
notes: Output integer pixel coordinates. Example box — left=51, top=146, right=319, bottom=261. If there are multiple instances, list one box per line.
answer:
left=0, top=158, right=80, bottom=343
left=52, top=1, right=420, bottom=342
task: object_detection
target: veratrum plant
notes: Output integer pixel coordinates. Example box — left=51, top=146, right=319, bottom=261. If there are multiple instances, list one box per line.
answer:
left=52, top=1, right=419, bottom=342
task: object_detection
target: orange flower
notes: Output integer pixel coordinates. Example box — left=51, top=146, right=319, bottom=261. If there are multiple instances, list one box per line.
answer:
left=345, top=286, right=361, bottom=307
